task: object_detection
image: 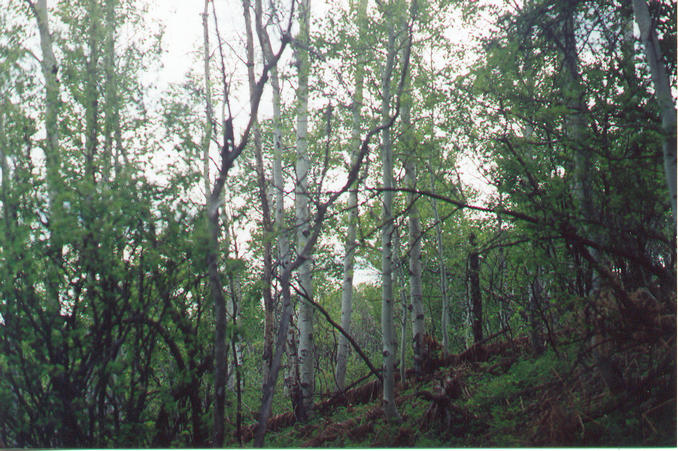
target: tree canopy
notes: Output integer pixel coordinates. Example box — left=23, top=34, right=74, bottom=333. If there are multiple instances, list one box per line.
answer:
left=0, top=0, right=675, bottom=447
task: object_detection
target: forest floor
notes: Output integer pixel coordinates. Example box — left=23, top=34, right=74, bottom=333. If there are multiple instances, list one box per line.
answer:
left=239, top=289, right=676, bottom=447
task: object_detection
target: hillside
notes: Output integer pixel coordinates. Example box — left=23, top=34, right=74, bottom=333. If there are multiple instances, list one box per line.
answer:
left=242, top=288, right=676, bottom=447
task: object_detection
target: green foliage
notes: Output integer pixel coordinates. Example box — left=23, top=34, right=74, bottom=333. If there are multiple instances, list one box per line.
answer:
left=1, top=0, right=675, bottom=447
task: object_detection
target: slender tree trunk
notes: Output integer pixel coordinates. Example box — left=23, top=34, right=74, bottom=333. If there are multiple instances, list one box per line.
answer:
left=224, top=213, right=241, bottom=391
left=84, top=0, right=100, bottom=183
left=102, top=0, right=118, bottom=184
left=225, top=216, right=243, bottom=440
left=201, top=3, right=227, bottom=446
left=201, top=0, right=213, bottom=200
left=468, top=233, right=483, bottom=344
left=255, top=269, right=294, bottom=447
left=243, top=0, right=275, bottom=393
left=402, top=85, right=425, bottom=376
left=335, top=0, right=368, bottom=392
left=495, top=198, right=507, bottom=335
left=268, top=68, right=286, bottom=388
left=561, top=5, right=600, bottom=293
left=335, top=189, right=358, bottom=390
left=284, top=317, right=301, bottom=416
left=252, top=0, right=286, bottom=388
left=393, top=225, right=407, bottom=384
left=380, top=18, right=401, bottom=422
left=207, top=202, right=227, bottom=448
left=295, top=0, right=314, bottom=421
left=28, top=0, right=60, bottom=214
left=632, top=0, right=677, bottom=224
left=232, top=331, right=243, bottom=445
left=528, top=266, right=544, bottom=355
left=428, top=167, right=449, bottom=354
left=255, top=0, right=298, bottom=410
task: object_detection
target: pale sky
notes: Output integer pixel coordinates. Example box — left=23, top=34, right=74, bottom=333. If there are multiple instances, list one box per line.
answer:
left=157, top=1, right=203, bottom=84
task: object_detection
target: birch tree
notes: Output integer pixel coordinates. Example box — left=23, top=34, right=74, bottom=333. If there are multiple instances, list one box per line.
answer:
left=253, top=0, right=288, bottom=387
left=335, top=0, right=368, bottom=392
left=561, top=3, right=600, bottom=293
left=632, top=0, right=677, bottom=224
left=242, top=0, right=276, bottom=391
left=428, top=165, right=450, bottom=354
left=200, top=1, right=293, bottom=444
left=254, top=7, right=414, bottom=438
left=24, top=0, right=60, bottom=213
left=380, top=9, right=401, bottom=421
left=401, top=62, right=426, bottom=376
left=294, top=0, right=315, bottom=421
left=468, top=232, right=483, bottom=344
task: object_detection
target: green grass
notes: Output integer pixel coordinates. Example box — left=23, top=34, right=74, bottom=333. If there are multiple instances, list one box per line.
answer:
left=237, top=339, right=675, bottom=448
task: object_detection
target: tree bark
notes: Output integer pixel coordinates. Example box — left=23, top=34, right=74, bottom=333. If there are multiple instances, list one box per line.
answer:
left=242, top=0, right=275, bottom=392
left=561, top=4, right=600, bottom=293
left=27, top=0, right=60, bottom=213
left=201, top=3, right=227, bottom=446
left=207, top=204, right=227, bottom=448
left=335, top=0, right=368, bottom=392
left=201, top=0, right=213, bottom=200
left=295, top=0, right=314, bottom=422
left=392, top=224, right=408, bottom=384
left=632, top=0, right=677, bottom=224
left=84, top=0, right=100, bottom=183
left=428, top=166, right=449, bottom=354
left=402, top=83, right=426, bottom=376
left=252, top=0, right=286, bottom=388
left=528, top=266, right=544, bottom=355
left=468, top=233, right=483, bottom=344
left=255, top=270, right=294, bottom=447
left=102, top=0, right=118, bottom=184
left=380, top=17, right=401, bottom=422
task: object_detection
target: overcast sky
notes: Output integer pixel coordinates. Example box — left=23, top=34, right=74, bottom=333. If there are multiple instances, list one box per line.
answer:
left=155, top=0, right=204, bottom=87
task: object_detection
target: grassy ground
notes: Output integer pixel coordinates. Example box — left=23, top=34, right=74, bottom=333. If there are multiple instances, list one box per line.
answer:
left=236, top=290, right=676, bottom=447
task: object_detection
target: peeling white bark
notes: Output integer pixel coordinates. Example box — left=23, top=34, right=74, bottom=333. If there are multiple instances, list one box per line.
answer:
left=295, top=0, right=314, bottom=420
left=380, top=19, right=400, bottom=422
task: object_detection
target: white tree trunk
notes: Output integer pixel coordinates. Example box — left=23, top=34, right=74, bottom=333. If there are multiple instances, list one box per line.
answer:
left=562, top=5, right=600, bottom=293
left=402, top=91, right=426, bottom=375
left=632, top=0, right=677, bottom=224
left=428, top=167, right=449, bottom=354
left=380, top=19, right=401, bottom=422
left=252, top=0, right=288, bottom=389
left=201, top=0, right=213, bottom=201
left=29, top=0, right=60, bottom=219
left=468, top=233, right=483, bottom=343
left=295, top=0, right=314, bottom=420
left=84, top=0, right=99, bottom=182
left=392, top=224, right=408, bottom=384
left=335, top=0, right=368, bottom=392
left=528, top=266, right=544, bottom=355
left=102, top=0, right=118, bottom=184
left=495, top=196, right=508, bottom=333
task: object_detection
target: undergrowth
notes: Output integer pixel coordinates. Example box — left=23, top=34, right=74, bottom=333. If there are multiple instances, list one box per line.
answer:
left=237, top=289, right=676, bottom=448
